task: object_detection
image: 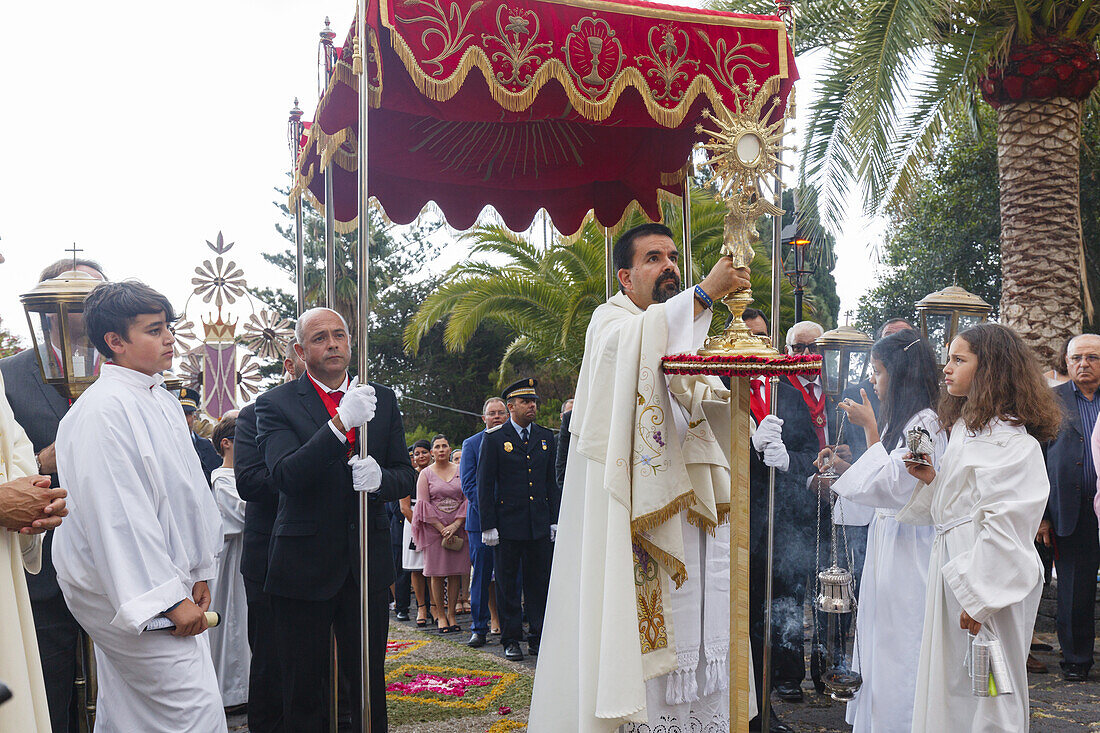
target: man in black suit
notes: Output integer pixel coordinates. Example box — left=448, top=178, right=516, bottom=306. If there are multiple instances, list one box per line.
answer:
left=234, top=341, right=304, bottom=733
left=0, top=257, right=106, bottom=733
left=741, top=310, right=818, bottom=728
left=1038, top=333, right=1100, bottom=681
left=478, top=378, right=560, bottom=661
left=256, top=307, right=416, bottom=731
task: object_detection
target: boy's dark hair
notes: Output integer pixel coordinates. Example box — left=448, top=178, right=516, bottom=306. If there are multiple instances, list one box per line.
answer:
left=40, top=258, right=106, bottom=283
left=612, top=223, right=675, bottom=292
left=84, top=280, right=176, bottom=358
left=212, top=415, right=236, bottom=457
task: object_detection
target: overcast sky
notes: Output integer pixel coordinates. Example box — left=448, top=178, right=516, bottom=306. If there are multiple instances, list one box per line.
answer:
left=0, top=0, right=882, bottom=345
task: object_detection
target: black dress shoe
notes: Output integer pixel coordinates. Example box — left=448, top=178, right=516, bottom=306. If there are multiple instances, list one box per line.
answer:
left=528, top=642, right=539, bottom=656
left=395, top=610, right=410, bottom=622
left=774, top=681, right=804, bottom=702
left=467, top=632, right=487, bottom=648
left=503, top=641, right=524, bottom=661
left=1062, top=663, right=1089, bottom=681
left=749, top=715, right=794, bottom=732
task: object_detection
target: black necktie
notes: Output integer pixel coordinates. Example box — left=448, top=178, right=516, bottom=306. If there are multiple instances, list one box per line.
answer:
left=521, top=427, right=529, bottom=444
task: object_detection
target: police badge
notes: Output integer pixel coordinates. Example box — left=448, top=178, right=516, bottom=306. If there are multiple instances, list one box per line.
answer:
left=541, top=439, right=548, bottom=451
left=504, top=441, right=513, bottom=452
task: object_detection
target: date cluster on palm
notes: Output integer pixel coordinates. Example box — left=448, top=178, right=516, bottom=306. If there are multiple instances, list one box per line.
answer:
left=980, top=36, right=1100, bottom=106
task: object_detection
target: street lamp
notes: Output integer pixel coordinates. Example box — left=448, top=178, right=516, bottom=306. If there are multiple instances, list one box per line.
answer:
left=19, top=269, right=103, bottom=400
left=814, top=324, right=874, bottom=398
left=915, top=285, right=992, bottom=366
left=781, top=219, right=820, bottom=322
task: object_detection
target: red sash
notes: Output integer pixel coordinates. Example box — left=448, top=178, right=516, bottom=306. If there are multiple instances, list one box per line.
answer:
left=788, top=375, right=827, bottom=449
left=749, top=378, right=770, bottom=425
left=309, top=376, right=356, bottom=455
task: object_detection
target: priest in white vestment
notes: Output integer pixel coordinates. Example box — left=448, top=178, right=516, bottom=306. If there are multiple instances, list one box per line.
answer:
left=53, top=282, right=226, bottom=733
left=528, top=223, right=752, bottom=732
left=0, top=369, right=61, bottom=733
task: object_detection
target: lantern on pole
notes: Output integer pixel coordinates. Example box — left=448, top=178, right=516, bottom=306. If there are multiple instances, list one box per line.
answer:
left=915, top=285, right=992, bottom=366
left=814, top=324, right=874, bottom=398
left=20, top=269, right=103, bottom=400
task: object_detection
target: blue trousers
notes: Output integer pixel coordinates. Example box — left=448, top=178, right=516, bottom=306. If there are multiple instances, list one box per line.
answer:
left=467, top=530, right=495, bottom=633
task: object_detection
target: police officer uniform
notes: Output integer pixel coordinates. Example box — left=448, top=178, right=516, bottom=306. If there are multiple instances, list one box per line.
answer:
left=477, top=379, right=560, bottom=660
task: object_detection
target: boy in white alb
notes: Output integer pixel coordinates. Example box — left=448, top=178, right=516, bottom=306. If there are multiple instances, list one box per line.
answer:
left=53, top=281, right=225, bottom=732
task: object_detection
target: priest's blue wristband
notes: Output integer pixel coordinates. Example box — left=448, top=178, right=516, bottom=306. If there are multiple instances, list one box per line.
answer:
left=694, top=284, right=713, bottom=309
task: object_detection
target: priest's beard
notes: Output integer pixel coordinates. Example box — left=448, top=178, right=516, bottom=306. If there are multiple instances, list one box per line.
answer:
left=652, top=271, right=681, bottom=303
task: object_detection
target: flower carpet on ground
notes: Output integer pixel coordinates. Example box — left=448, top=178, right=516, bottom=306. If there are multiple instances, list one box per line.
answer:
left=386, top=639, right=430, bottom=661
left=385, top=664, right=517, bottom=710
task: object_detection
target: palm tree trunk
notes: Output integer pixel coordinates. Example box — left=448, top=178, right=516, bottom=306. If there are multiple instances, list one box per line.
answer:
left=997, top=97, right=1083, bottom=367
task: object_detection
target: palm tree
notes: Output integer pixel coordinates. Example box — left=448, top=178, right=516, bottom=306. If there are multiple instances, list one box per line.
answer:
left=718, top=0, right=1100, bottom=363
left=403, top=190, right=810, bottom=380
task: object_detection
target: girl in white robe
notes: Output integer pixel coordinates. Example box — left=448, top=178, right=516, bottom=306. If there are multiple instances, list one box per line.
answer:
left=208, top=415, right=250, bottom=708
left=897, top=323, right=1063, bottom=733
left=818, top=330, right=945, bottom=733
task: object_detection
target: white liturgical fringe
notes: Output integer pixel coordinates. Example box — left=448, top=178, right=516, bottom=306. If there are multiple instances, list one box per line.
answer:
left=664, top=512, right=731, bottom=704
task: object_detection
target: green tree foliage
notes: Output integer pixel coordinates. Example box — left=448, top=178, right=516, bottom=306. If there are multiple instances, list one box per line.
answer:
left=855, top=111, right=1100, bottom=340
left=0, top=318, right=23, bottom=359
left=251, top=187, right=511, bottom=443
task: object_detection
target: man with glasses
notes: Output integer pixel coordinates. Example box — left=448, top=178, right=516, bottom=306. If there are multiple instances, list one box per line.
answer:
left=785, top=321, right=828, bottom=449
left=1038, top=333, right=1100, bottom=681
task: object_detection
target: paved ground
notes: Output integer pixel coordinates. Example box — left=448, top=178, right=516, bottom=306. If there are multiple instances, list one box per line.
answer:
left=227, top=620, right=1100, bottom=732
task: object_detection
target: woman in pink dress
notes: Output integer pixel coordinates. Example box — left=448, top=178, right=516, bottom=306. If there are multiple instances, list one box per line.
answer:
left=412, top=434, right=471, bottom=633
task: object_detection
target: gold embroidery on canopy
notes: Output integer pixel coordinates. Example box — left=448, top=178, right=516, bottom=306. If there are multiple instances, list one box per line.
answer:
left=396, top=0, right=487, bottom=77
left=482, top=5, right=553, bottom=88
left=635, top=25, right=698, bottom=103
left=563, top=15, right=624, bottom=100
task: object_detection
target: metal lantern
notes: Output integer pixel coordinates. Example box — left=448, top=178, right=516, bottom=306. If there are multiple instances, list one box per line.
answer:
left=20, top=270, right=103, bottom=400
left=814, top=325, right=874, bottom=398
left=162, top=373, right=185, bottom=399
left=915, top=285, right=992, bottom=366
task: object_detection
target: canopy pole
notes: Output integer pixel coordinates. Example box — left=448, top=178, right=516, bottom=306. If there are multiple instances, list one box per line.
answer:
left=321, top=19, right=337, bottom=308
left=605, top=227, right=614, bottom=300
left=355, top=3, right=373, bottom=731
left=288, top=99, right=306, bottom=316
left=761, top=148, right=783, bottom=733
left=682, top=161, right=693, bottom=287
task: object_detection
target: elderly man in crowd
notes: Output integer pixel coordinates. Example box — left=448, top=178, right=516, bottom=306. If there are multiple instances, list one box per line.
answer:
left=0, top=257, right=105, bottom=733
left=256, top=307, right=415, bottom=732
left=1039, top=333, right=1100, bottom=681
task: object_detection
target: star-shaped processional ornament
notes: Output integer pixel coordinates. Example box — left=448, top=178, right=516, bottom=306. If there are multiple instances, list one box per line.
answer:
left=241, top=310, right=294, bottom=361
left=179, top=351, right=204, bottom=390
left=236, top=353, right=263, bottom=401
left=695, top=75, right=794, bottom=269
left=171, top=318, right=200, bottom=357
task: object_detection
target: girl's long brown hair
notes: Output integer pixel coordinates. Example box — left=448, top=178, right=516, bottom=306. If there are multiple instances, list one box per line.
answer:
left=938, top=323, right=1063, bottom=442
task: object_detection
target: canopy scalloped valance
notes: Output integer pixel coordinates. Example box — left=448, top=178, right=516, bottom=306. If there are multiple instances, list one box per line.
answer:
left=292, top=0, right=797, bottom=234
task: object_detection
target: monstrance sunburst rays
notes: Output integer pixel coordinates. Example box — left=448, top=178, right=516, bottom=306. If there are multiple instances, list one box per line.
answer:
left=241, top=310, right=294, bottom=361
left=694, top=74, right=795, bottom=269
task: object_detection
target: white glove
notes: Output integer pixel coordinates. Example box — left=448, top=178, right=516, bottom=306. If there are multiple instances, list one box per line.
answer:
left=550, top=524, right=558, bottom=542
left=349, top=455, right=382, bottom=493
left=763, top=442, right=790, bottom=472
left=335, top=384, right=377, bottom=429
left=751, top=414, right=783, bottom=452
left=482, top=528, right=500, bottom=546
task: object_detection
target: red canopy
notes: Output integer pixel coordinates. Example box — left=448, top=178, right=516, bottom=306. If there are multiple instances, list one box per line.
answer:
left=293, top=0, right=797, bottom=233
